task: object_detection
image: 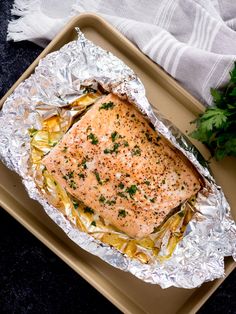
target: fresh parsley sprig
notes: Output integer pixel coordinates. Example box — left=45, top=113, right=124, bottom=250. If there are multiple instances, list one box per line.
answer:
left=190, top=62, right=236, bottom=160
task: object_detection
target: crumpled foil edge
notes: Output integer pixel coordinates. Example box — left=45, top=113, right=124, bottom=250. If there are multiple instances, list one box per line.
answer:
left=0, top=29, right=235, bottom=288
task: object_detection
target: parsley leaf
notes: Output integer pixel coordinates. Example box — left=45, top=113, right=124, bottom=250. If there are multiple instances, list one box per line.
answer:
left=87, top=133, right=99, bottom=145
left=99, top=101, right=115, bottom=111
left=190, top=62, right=236, bottom=160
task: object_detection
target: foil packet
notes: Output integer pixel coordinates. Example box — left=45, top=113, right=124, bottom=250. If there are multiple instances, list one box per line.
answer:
left=0, top=29, right=235, bottom=288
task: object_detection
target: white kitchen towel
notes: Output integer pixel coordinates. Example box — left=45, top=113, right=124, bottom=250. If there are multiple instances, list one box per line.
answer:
left=7, top=0, right=236, bottom=106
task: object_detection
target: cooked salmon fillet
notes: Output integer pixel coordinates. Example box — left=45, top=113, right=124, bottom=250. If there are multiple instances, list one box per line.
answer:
left=42, top=94, right=201, bottom=238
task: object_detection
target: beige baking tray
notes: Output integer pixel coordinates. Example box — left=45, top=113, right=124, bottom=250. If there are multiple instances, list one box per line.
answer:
left=0, top=14, right=235, bottom=314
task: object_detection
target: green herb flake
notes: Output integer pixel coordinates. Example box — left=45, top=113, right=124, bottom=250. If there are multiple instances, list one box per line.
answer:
left=111, top=131, right=119, bottom=142
left=117, top=192, right=128, bottom=199
left=84, top=206, right=94, bottom=214
left=126, top=185, right=138, bottom=197
left=73, top=201, right=79, bottom=209
left=67, top=171, right=74, bottom=179
left=104, top=143, right=120, bottom=154
left=150, top=197, right=156, bottom=203
left=104, top=148, right=110, bottom=154
left=94, top=170, right=102, bottom=185
left=87, top=133, right=99, bottom=145
left=144, top=180, right=150, bottom=186
left=118, top=182, right=124, bottom=189
left=123, top=141, right=129, bottom=147
left=78, top=173, right=85, bottom=179
left=131, top=145, right=141, bottom=156
left=69, top=180, right=77, bottom=190
left=113, top=143, right=119, bottom=153
left=99, top=101, right=115, bottom=111
left=81, top=158, right=87, bottom=169
left=62, top=146, right=68, bottom=152
left=106, top=199, right=116, bottom=206
left=99, top=195, right=106, bottom=203
left=118, top=209, right=127, bottom=218
left=91, top=221, right=97, bottom=227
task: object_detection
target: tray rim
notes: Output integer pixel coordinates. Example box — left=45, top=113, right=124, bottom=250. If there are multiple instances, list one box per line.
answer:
left=0, top=13, right=235, bottom=314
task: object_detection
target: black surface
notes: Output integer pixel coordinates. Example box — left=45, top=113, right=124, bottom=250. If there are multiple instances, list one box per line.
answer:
left=0, top=1, right=235, bottom=313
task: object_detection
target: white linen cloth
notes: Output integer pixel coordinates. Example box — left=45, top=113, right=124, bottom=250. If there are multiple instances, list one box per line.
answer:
left=7, top=0, right=236, bottom=106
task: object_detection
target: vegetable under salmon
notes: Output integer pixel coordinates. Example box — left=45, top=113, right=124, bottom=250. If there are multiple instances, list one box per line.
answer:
left=42, top=94, right=202, bottom=238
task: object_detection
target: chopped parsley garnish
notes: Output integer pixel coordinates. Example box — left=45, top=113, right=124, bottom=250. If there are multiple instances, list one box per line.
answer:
left=84, top=206, right=94, bottom=214
left=68, top=172, right=74, bottom=178
left=118, top=182, right=124, bottom=189
left=104, top=143, right=120, bottom=154
left=87, top=133, right=99, bottom=145
left=131, top=145, right=141, bottom=156
left=117, top=192, right=128, bottom=199
left=91, top=221, right=97, bottom=227
left=106, top=199, right=116, bottom=206
left=123, top=141, right=129, bottom=147
left=111, top=131, right=119, bottom=142
left=73, top=201, right=79, bottom=209
left=81, top=158, right=87, bottom=169
left=63, top=171, right=74, bottom=180
left=156, top=135, right=161, bottom=142
left=144, top=180, right=150, bottom=185
left=99, top=101, right=115, bottom=111
left=118, top=210, right=127, bottom=218
left=94, top=170, right=102, bottom=185
left=126, top=185, right=138, bottom=197
left=78, top=173, right=85, bottom=179
left=62, top=146, right=68, bottom=152
left=150, top=197, right=156, bottom=203
left=69, top=180, right=77, bottom=190
left=99, top=195, right=106, bottom=203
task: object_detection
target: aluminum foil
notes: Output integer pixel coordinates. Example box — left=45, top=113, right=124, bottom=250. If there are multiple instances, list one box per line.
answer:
left=0, top=29, right=235, bottom=288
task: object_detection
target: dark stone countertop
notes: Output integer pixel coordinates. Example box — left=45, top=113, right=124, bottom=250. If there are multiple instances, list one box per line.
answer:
left=0, top=1, right=235, bottom=313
